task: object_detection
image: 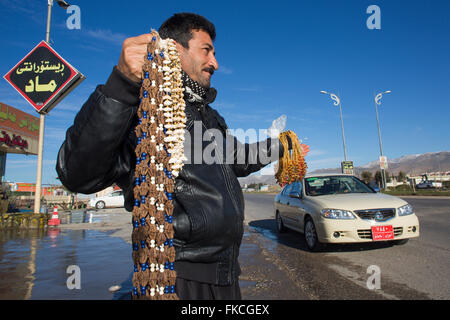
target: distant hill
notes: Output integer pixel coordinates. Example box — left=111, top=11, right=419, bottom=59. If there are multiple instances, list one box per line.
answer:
left=311, top=151, right=450, bottom=176
left=238, top=151, right=450, bottom=186
left=238, top=172, right=277, bottom=187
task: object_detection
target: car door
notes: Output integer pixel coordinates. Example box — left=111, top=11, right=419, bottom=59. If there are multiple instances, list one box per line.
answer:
left=277, top=184, right=293, bottom=222
left=285, top=181, right=307, bottom=231
left=117, top=191, right=125, bottom=207
left=109, top=191, right=122, bottom=207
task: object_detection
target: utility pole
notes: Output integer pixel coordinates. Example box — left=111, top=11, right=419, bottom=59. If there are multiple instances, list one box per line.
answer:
left=374, top=90, right=391, bottom=190
left=34, top=0, right=54, bottom=214
left=320, top=91, right=348, bottom=161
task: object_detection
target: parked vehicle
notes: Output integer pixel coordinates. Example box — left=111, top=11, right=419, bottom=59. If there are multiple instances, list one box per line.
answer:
left=416, top=174, right=442, bottom=189
left=89, top=190, right=124, bottom=209
left=274, top=174, right=420, bottom=251
left=416, top=180, right=442, bottom=189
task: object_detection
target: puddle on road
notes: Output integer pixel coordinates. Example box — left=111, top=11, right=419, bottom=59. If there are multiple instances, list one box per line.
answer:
left=247, top=225, right=281, bottom=255
left=239, top=280, right=258, bottom=288
left=58, top=210, right=112, bottom=225
left=0, top=227, right=132, bottom=300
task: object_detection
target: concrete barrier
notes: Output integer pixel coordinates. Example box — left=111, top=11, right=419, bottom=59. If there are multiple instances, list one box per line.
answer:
left=70, top=209, right=86, bottom=224
left=0, top=213, right=48, bottom=229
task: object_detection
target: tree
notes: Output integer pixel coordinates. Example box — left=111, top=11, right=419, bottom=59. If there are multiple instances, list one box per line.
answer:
left=361, top=171, right=373, bottom=184
left=375, top=171, right=382, bottom=187
left=397, top=171, right=407, bottom=182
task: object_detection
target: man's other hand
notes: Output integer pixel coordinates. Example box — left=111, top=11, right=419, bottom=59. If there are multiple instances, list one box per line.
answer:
left=117, top=34, right=154, bottom=83
left=300, top=144, right=310, bottom=156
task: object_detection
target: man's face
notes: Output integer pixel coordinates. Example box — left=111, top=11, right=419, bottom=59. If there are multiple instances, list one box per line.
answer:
left=176, top=29, right=218, bottom=88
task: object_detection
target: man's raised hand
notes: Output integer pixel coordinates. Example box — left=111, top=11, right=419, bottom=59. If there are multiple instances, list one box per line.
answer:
left=117, top=33, right=154, bottom=83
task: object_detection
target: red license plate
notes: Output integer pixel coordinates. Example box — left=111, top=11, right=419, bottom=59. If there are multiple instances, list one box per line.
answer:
left=371, top=225, right=394, bottom=241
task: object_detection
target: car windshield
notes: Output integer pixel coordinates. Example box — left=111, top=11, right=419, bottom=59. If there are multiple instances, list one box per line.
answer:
left=304, top=175, right=375, bottom=196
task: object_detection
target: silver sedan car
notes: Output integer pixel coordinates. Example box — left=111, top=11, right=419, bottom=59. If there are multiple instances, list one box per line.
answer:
left=274, top=174, right=420, bottom=251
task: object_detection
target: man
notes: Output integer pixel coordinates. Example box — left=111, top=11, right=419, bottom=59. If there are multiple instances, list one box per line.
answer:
left=56, top=13, right=290, bottom=300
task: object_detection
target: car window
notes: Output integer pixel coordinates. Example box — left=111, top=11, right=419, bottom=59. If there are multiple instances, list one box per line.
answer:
left=111, top=191, right=122, bottom=197
left=305, top=176, right=374, bottom=196
left=282, top=184, right=293, bottom=195
left=290, top=181, right=303, bottom=195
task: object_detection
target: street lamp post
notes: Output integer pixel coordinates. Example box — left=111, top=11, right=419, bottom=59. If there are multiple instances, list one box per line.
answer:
left=320, top=91, right=348, bottom=161
left=374, top=90, right=391, bottom=190
left=34, top=0, right=70, bottom=214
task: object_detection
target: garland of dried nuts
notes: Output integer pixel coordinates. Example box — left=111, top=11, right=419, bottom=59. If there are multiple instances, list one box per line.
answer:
left=275, top=131, right=308, bottom=187
left=131, top=30, right=186, bottom=300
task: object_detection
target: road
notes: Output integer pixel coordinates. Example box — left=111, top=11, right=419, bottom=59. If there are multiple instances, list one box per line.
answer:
left=3, top=195, right=444, bottom=300
left=240, top=193, right=450, bottom=300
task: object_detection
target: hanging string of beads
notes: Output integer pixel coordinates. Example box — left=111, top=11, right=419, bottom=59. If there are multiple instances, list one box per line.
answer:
left=275, top=131, right=308, bottom=187
left=131, top=30, right=186, bottom=300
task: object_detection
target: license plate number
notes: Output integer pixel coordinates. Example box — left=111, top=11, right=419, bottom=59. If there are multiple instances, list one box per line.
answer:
left=371, top=225, right=394, bottom=241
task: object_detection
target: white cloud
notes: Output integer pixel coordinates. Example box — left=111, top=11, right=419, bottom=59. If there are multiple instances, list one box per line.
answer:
left=45, top=127, right=67, bottom=141
left=233, top=86, right=262, bottom=92
left=308, top=149, right=327, bottom=157
left=307, top=157, right=343, bottom=170
left=212, top=101, right=236, bottom=109
left=6, top=159, right=56, bottom=169
left=217, top=65, right=232, bottom=75
left=85, top=28, right=128, bottom=46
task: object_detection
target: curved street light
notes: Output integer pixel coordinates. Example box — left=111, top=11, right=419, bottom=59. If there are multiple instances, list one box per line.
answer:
left=321, top=90, right=348, bottom=161
left=374, top=90, right=391, bottom=190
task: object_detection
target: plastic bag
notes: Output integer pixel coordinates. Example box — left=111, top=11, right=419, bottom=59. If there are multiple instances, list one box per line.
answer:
left=267, top=115, right=287, bottom=138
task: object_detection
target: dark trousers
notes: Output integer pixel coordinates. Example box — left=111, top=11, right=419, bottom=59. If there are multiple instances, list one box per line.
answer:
left=175, top=278, right=242, bottom=300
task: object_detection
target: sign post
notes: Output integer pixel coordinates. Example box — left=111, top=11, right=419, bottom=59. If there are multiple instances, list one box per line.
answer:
left=3, top=1, right=84, bottom=214
left=341, top=161, right=354, bottom=175
left=379, top=156, right=388, bottom=189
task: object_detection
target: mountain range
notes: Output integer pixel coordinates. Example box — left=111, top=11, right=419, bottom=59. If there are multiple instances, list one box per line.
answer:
left=238, top=151, right=450, bottom=186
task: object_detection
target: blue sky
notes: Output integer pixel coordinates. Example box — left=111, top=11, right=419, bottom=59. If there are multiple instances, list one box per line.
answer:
left=1, top=0, right=449, bottom=186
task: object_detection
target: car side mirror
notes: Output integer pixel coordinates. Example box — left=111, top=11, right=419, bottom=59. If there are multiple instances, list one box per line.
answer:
left=289, top=192, right=301, bottom=199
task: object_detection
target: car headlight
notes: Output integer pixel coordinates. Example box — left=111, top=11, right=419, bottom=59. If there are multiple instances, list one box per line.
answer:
left=321, top=209, right=356, bottom=219
left=398, top=204, right=414, bottom=216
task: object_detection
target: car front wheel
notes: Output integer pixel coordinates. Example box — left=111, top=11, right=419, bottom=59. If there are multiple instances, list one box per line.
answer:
left=95, top=201, right=105, bottom=209
left=304, top=217, right=323, bottom=252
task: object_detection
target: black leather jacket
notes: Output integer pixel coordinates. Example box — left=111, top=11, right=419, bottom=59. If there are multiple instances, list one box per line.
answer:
left=56, top=67, right=284, bottom=285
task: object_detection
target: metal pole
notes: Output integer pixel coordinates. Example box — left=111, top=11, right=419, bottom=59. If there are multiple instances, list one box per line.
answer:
left=34, top=0, right=52, bottom=214
left=338, top=101, right=348, bottom=161
left=45, top=0, right=53, bottom=44
left=374, top=96, right=386, bottom=190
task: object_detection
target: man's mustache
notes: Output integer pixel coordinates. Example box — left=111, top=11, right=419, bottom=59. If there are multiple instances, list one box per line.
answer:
left=204, top=67, right=215, bottom=76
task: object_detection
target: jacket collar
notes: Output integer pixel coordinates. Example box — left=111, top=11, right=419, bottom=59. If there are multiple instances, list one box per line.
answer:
left=181, top=71, right=217, bottom=105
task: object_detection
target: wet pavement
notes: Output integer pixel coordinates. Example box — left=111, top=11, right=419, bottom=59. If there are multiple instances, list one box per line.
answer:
left=1, top=194, right=448, bottom=300
left=0, top=220, right=133, bottom=300
left=0, top=207, right=303, bottom=300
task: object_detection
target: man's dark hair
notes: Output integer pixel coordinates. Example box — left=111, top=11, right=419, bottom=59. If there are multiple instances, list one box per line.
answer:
left=159, top=13, right=216, bottom=48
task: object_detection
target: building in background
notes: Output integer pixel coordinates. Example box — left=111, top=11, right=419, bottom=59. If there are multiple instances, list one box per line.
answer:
left=11, top=182, right=67, bottom=196
left=0, top=102, right=39, bottom=182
